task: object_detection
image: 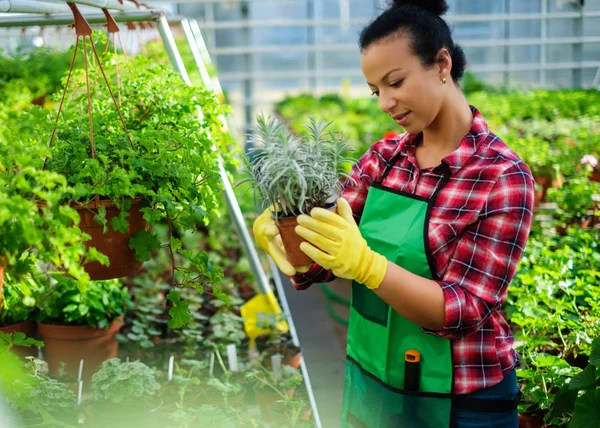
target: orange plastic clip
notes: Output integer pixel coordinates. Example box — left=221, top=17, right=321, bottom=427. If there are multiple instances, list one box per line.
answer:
left=405, top=349, right=421, bottom=363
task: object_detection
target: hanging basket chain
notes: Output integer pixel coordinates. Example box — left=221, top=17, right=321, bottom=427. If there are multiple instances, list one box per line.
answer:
left=47, top=35, right=81, bottom=151
left=83, top=37, right=96, bottom=160
left=47, top=1, right=135, bottom=170
left=88, top=37, right=135, bottom=151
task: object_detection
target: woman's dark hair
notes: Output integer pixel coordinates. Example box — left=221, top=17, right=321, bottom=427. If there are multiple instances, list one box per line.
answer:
left=359, top=0, right=467, bottom=82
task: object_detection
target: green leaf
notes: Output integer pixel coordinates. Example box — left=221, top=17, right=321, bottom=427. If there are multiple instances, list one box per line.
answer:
left=570, top=365, right=597, bottom=391
left=591, top=337, right=600, bottom=368
left=94, top=205, right=108, bottom=234
left=128, top=230, right=161, bottom=262
left=167, top=292, right=190, bottom=328
left=549, top=387, right=578, bottom=420
left=110, top=211, right=130, bottom=234
left=571, top=390, right=600, bottom=428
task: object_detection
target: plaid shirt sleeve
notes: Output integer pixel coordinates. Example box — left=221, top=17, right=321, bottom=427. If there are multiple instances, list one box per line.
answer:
left=423, top=162, right=535, bottom=339
left=289, top=142, right=386, bottom=290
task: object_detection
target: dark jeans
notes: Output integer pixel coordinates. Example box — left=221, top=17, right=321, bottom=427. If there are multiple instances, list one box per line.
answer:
left=454, top=370, right=520, bottom=428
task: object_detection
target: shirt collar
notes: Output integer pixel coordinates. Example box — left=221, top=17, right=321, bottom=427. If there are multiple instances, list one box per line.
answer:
left=396, top=106, right=489, bottom=175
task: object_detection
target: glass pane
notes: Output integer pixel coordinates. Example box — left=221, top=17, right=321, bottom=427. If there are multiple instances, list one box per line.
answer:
left=318, top=50, right=361, bottom=69
left=510, top=46, right=541, bottom=64
left=583, top=43, right=600, bottom=62
left=250, top=1, right=308, bottom=20
left=215, top=55, right=245, bottom=74
left=451, top=0, right=505, bottom=15
left=545, top=70, right=574, bottom=88
left=215, top=28, right=245, bottom=48
left=256, top=52, right=310, bottom=72
left=316, top=25, right=365, bottom=45
left=510, top=0, right=541, bottom=14
left=583, top=17, right=600, bottom=37
left=547, top=19, right=578, bottom=38
left=508, top=20, right=541, bottom=38
left=463, top=46, right=505, bottom=65
left=587, top=0, right=600, bottom=11
left=454, top=22, right=505, bottom=40
left=546, top=44, right=574, bottom=63
left=252, top=27, right=308, bottom=46
left=581, top=69, right=598, bottom=87
left=508, top=71, right=541, bottom=87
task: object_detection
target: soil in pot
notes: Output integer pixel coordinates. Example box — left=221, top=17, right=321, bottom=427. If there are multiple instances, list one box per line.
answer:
left=0, top=320, right=38, bottom=359
left=76, top=198, right=147, bottom=280
left=90, top=396, right=163, bottom=428
left=37, top=319, right=123, bottom=381
left=274, top=204, right=337, bottom=266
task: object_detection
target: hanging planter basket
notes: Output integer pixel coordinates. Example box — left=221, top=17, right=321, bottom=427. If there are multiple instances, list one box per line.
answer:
left=76, top=198, right=147, bottom=280
left=0, top=264, right=4, bottom=309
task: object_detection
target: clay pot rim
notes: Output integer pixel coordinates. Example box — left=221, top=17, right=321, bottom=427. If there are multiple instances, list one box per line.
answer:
left=37, top=196, right=145, bottom=210
left=0, top=319, right=36, bottom=331
left=37, top=318, right=124, bottom=340
left=271, top=202, right=338, bottom=222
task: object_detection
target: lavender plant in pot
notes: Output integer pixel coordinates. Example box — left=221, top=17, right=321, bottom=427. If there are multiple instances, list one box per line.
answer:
left=241, top=116, right=354, bottom=265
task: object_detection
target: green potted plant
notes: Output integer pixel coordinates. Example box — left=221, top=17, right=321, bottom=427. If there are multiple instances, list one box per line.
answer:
left=245, top=364, right=304, bottom=421
left=90, top=358, right=162, bottom=426
left=547, top=170, right=600, bottom=232
left=26, top=37, right=232, bottom=317
left=35, top=278, right=131, bottom=380
left=0, top=131, right=96, bottom=304
left=4, top=355, right=78, bottom=427
left=0, top=274, right=41, bottom=358
left=240, top=115, right=354, bottom=265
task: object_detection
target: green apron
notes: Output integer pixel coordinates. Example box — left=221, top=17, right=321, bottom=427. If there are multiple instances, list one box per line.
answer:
left=342, top=165, right=454, bottom=428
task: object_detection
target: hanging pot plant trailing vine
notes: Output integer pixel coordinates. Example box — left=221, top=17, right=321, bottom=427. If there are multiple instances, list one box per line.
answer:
left=239, top=115, right=355, bottom=265
left=32, top=30, right=236, bottom=324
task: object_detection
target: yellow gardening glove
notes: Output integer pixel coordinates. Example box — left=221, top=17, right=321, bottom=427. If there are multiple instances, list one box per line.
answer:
left=295, top=198, right=388, bottom=289
left=252, top=206, right=311, bottom=276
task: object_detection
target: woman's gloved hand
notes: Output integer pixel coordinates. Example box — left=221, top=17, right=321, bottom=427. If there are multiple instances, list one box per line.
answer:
left=295, top=198, right=388, bottom=289
left=252, top=206, right=311, bottom=276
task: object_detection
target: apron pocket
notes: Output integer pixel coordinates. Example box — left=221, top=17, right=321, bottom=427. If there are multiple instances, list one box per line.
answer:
left=352, top=280, right=389, bottom=326
left=343, top=358, right=452, bottom=428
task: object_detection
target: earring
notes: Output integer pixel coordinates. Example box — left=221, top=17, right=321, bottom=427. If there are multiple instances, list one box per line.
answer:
left=441, top=77, right=447, bottom=85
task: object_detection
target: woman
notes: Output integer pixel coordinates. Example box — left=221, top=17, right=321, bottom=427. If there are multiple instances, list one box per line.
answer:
left=253, top=1, right=533, bottom=427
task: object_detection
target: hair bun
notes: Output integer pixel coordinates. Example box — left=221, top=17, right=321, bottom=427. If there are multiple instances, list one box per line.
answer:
left=392, top=0, right=449, bottom=16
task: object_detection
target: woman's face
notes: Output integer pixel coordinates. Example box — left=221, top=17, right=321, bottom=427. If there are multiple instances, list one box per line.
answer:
left=360, top=34, right=449, bottom=134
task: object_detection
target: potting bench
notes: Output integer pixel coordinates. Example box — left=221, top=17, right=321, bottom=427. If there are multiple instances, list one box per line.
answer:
left=0, top=3, right=322, bottom=427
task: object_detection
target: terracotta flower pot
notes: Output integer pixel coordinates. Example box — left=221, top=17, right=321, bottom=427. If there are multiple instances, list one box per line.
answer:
left=0, top=265, right=4, bottom=308
left=518, top=413, right=545, bottom=428
left=37, top=319, right=123, bottom=380
left=0, top=320, right=38, bottom=359
left=275, top=204, right=337, bottom=267
left=75, top=198, right=147, bottom=280
left=591, top=170, right=600, bottom=183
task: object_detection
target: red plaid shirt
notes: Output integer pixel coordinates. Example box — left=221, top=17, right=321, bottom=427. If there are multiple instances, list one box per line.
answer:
left=291, top=106, right=535, bottom=395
